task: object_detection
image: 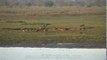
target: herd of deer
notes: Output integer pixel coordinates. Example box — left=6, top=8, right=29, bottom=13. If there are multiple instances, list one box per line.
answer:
left=3, top=27, right=71, bottom=32
left=2, top=24, right=94, bottom=33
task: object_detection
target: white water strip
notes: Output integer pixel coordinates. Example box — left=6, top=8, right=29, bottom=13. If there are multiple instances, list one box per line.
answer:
left=0, top=48, right=106, bottom=60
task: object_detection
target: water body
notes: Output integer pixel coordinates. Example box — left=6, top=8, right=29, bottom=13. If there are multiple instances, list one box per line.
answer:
left=0, top=48, right=106, bottom=60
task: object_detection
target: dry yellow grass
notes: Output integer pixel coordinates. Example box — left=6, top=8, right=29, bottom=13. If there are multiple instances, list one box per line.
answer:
left=0, top=7, right=105, bottom=16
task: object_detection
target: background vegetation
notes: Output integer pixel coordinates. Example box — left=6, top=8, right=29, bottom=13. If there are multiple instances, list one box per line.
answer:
left=0, top=0, right=105, bottom=7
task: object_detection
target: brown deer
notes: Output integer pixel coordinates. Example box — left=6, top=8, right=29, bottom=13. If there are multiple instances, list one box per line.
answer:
left=80, top=24, right=86, bottom=34
left=40, top=23, right=50, bottom=32
left=64, top=27, right=71, bottom=31
left=80, top=24, right=86, bottom=31
left=36, top=26, right=48, bottom=32
left=55, top=27, right=65, bottom=32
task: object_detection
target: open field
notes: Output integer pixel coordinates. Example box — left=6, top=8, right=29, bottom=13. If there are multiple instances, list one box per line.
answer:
left=0, top=7, right=105, bottom=16
left=0, top=7, right=106, bottom=48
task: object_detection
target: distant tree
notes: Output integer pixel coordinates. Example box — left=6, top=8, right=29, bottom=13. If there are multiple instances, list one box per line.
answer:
left=0, top=0, right=106, bottom=7
left=26, top=2, right=32, bottom=6
left=1, top=0, right=9, bottom=6
left=94, top=0, right=105, bottom=6
left=86, top=4, right=92, bottom=7
left=100, top=0, right=106, bottom=6
left=86, top=2, right=94, bottom=7
left=14, top=2, right=19, bottom=6
left=95, top=0, right=100, bottom=6
left=45, top=1, right=54, bottom=7
left=68, top=1, right=74, bottom=6
left=78, top=1, right=85, bottom=6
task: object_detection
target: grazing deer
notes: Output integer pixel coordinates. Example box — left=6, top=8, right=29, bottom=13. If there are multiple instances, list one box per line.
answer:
left=20, top=28, right=26, bottom=32
left=80, top=24, right=86, bottom=31
left=36, top=26, right=48, bottom=32
left=36, top=26, right=42, bottom=32
left=64, top=28, right=71, bottom=31
left=37, top=24, right=50, bottom=32
left=80, top=24, right=86, bottom=34
left=55, top=27, right=65, bottom=32
left=22, top=30, right=25, bottom=32
left=54, top=27, right=71, bottom=32
left=80, top=24, right=85, bottom=27
left=49, top=27, right=56, bottom=32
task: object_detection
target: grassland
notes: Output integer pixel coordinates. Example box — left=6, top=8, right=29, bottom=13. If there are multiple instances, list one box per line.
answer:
left=0, top=7, right=105, bottom=16
left=0, top=7, right=106, bottom=48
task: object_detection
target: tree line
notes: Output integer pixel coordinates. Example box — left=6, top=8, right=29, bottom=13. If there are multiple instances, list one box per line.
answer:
left=0, top=0, right=106, bottom=7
